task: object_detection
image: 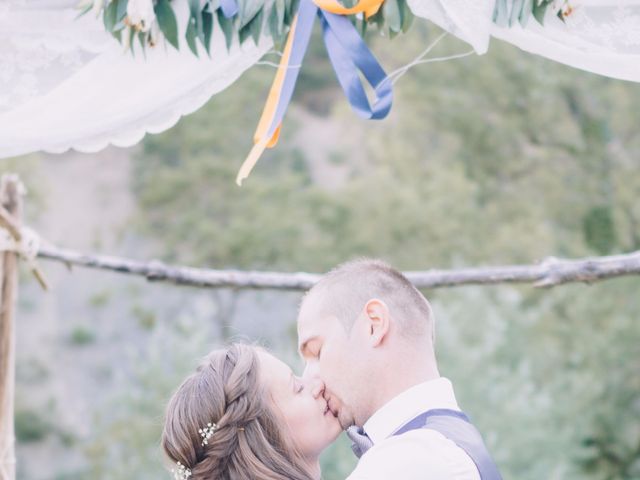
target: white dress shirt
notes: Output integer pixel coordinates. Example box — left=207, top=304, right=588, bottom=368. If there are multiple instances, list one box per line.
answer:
left=346, top=378, right=481, bottom=480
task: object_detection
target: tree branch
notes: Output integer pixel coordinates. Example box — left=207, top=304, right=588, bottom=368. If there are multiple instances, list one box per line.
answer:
left=36, top=243, right=640, bottom=291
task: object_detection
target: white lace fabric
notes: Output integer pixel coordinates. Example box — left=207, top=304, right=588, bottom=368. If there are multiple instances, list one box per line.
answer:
left=0, top=0, right=271, bottom=158
left=0, top=1, right=638, bottom=159
left=409, top=0, right=640, bottom=82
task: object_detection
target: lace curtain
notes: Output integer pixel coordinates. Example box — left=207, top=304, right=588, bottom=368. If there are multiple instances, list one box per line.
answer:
left=408, top=0, right=640, bottom=82
left=1, top=1, right=638, bottom=159
left=0, top=0, right=271, bottom=158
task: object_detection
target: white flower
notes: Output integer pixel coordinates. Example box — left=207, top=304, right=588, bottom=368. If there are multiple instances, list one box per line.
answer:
left=127, top=0, right=156, bottom=32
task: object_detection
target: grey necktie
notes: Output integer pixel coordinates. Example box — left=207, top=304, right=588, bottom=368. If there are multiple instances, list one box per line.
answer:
left=346, top=426, right=374, bottom=458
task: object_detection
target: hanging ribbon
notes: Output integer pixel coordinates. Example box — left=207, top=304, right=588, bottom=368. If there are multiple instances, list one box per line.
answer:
left=236, top=0, right=392, bottom=185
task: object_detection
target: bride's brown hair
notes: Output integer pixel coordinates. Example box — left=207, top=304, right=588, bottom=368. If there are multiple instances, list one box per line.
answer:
left=161, top=343, right=315, bottom=480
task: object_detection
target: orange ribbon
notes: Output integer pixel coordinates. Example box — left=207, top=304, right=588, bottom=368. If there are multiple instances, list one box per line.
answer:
left=236, top=0, right=385, bottom=186
left=235, top=15, right=298, bottom=185
left=312, top=0, right=383, bottom=18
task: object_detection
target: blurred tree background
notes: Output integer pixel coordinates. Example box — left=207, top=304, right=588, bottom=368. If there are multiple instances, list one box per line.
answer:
left=6, top=20, right=640, bottom=480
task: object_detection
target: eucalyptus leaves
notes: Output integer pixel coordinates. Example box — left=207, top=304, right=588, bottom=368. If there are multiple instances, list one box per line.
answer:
left=81, top=0, right=572, bottom=56
left=493, top=0, right=573, bottom=27
left=79, top=0, right=415, bottom=55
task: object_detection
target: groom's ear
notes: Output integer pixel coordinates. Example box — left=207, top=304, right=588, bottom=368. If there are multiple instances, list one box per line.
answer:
left=363, top=299, right=390, bottom=347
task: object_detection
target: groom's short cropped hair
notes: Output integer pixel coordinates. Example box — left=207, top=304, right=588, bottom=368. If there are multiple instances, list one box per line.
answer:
left=305, top=258, right=434, bottom=340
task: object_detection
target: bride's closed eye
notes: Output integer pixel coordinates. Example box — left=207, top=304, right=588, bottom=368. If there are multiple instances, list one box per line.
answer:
left=293, top=377, right=304, bottom=394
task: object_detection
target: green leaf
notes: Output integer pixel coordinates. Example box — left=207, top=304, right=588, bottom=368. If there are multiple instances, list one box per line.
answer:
left=217, top=8, right=235, bottom=50
left=268, top=4, right=282, bottom=44
left=398, top=0, right=414, bottom=33
left=75, top=2, right=93, bottom=19
left=239, top=0, right=263, bottom=28
left=116, top=0, right=128, bottom=22
left=492, top=0, right=509, bottom=27
left=112, top=19, right=127, bottom=32
left=284, top=0, right=299, bottom=27
left=369, top=8, right=384, bottom=31
left=186, top=18, right=199, bottom=56
left=239, top=19, right=252, bottom=44
left=509, top=0, right=525, bottom=27
left=138, top=31, right=148, bottom=59
left=128, top=26, right=137, bottom=56
left=111, top=29, right=122, bottom=43
left=202, top=10, right=214, bottom=55
left=155, top=0, right=180, bottom=49
left=250, top=7, right=264, bottom=45
left=383, top=0, right=401, bottom=34
left=518, top=0, right=533, bottom=27
left=532, top=0, right=550, bottom=24
left=275, top=0, right=285, bottom=29
left=104, top=0, right=119, bottom=31
left=188, top=0, right=206, bottom=48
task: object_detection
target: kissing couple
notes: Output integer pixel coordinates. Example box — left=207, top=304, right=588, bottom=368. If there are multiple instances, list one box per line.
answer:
left=162, top=259, right=502, bottom=479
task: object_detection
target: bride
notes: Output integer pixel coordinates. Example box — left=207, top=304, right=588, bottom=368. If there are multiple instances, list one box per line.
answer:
left=161, top=343, right=341, bottom=479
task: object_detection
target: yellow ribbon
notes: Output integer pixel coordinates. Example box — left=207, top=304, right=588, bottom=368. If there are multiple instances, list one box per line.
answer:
left=236, top=0, right=385, bottom=185
left=235, top=15, right=297, bottom=185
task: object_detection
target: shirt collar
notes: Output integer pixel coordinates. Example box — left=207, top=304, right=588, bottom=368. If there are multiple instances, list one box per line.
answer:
left=363, top=377, right=461, bottom=445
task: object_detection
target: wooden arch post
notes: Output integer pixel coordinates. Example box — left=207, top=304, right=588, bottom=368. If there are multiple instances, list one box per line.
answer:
left=0, top=174, right=23, bottom=480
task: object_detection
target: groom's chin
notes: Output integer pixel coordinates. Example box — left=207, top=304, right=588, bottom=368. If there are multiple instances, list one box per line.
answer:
left=337, top=414, right=352, bottom=431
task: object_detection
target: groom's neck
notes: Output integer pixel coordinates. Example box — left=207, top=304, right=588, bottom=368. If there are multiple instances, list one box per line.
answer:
left=367, top=350, right=440, bottom=420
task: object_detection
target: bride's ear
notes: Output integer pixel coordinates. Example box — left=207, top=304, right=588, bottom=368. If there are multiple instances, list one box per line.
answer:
left=363, top=299, right=390, bottom=347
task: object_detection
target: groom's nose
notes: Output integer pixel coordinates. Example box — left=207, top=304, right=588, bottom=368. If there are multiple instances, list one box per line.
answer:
left=302, top=361, right=320, bottom=381
left=308, top=378, right=325, bottom=399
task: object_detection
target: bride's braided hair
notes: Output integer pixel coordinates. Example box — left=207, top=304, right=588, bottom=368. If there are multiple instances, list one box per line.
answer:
left=162, top=344, right=314, bottom=480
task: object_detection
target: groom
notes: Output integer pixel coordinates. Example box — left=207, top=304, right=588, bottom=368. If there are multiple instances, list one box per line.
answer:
left=297, top=259, right=502, bottom=479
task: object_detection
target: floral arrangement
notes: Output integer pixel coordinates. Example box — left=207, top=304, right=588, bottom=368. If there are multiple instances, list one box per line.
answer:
left=79, top=0, right=415, bottom=56
left=494, top=0, right=574, bottom=28
left=80, top=0, right=573, bottom=56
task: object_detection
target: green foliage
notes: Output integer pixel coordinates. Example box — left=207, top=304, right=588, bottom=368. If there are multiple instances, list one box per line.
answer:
left=88, top=290, right=111, bottom=308
left=15, top=408, right=54, bottom=443
left=494, top=0, right=572, bottom=27
left=69, top=325, right=97, bottom=346
left=16, top=357, right=51, bottom=384
left=87, top=0, right=557, bottom=56
left=131, top=304, right=157, bottom=330
left=155, top=0, right=179, bottom=49
left=583, top=206, right=617, bottom=254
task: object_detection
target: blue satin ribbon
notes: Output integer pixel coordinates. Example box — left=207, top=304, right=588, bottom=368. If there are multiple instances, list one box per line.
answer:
left=219, top=0, right=239, bottom=18
left=320, top=10, right=392, bottom=119
left=267, top=0, right=392, bottom=138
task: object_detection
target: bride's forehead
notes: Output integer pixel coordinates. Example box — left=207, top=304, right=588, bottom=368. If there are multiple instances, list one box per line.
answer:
left=258, top=350, right=291, bottom=378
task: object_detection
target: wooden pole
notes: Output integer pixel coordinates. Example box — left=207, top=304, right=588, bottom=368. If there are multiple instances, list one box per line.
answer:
left=0, top=175, right=23, bottom=480
left=35, top=243, right=640, bottom=290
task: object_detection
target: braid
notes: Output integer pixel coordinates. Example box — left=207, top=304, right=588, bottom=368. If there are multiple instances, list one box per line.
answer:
left=162, top=344, right=315, bottom=480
